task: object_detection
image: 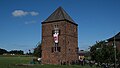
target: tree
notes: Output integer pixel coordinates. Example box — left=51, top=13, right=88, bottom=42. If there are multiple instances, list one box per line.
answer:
left=0, top=48, right=8, bottom=55
left=33, top=43, right=42, bottom=57
left=9, top=50, right=24, bottom=55
left=90, top=41, right=119, bottom=63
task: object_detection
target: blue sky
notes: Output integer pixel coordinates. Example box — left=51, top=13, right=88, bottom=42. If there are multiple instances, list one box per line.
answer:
left=0, top=0, right=120, bottom=52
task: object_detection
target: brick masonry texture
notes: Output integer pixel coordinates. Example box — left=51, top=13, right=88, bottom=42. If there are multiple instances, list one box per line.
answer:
left=41, top=21, right=78, bottom=64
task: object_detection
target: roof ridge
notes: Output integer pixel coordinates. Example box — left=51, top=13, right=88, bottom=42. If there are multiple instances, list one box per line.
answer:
left=60, top=7, right=66, bottom=20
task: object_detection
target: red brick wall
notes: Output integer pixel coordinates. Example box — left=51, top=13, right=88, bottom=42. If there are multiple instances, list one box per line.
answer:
left=41, top=21, right=78, bottom=64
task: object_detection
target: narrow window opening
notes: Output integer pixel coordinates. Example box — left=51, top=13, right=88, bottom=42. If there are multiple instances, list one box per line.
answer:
left=51, top=47, right=54, bottom=53
left=58, top=47, right=61, bottom=52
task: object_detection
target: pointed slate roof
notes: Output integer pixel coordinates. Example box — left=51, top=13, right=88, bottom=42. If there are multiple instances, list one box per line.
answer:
left=108, top=32, right=120, bottom=41
left=42, top=7, right=77, bottom=25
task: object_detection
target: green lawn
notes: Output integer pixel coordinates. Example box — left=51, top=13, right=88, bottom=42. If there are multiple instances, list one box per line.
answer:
left=0, top=55, right=99, bottom=68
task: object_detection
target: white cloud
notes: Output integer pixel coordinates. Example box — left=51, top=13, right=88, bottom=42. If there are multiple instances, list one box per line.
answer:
left=12, top=10, right=39, bottom=17
left=24, top=21, right=36, bottom=24
left=12, top=10, right=28, bottom=17
left=30, top=11, right=39, bottom=16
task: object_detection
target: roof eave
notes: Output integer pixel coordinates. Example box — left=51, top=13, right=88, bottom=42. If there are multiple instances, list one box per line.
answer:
left=42, top=19, right=78, bottom=26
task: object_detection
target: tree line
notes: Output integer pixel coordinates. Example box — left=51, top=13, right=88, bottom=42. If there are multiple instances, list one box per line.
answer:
left=90, top=41, right=120, bottom=64
left=0, top=48, right=24, bottom=55
left=0, top=43, right=42, bottom=56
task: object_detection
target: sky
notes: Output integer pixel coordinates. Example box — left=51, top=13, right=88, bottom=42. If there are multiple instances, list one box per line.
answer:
left=0, top=0, right=120, bottom=52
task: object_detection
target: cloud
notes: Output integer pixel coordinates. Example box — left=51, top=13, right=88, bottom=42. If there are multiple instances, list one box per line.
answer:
left=12, top=10, right=28, bottom=17
left=24, top=21, right=36, bottom=24
left=12, top=10, right=39, bottom=17
left=30, top=11, right=39, bottom=16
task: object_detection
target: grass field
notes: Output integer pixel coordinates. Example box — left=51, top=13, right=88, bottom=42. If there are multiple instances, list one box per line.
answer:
left=0, top=55, right=99, bottom=68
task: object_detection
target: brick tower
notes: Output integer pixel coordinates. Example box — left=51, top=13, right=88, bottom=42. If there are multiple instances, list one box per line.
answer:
left=41, top=7, right=78, bottom=65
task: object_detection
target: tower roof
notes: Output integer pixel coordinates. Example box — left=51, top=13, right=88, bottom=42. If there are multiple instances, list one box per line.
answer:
left=42, top=7, right=77, bottom=25
left=108, top=32, right=120, bottom=41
